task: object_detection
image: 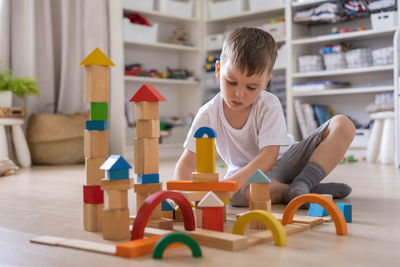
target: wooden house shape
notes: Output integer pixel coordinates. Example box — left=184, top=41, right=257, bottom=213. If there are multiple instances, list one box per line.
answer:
left=198, top=191, right=224, bottom=232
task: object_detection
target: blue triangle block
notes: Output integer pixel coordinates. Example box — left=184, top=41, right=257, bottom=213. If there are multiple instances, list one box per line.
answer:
left=336, top=203, right=352, bottom=223
left=162, top=200, right=175, bottom=211
left=137, top=173, right=159, bottom=184
left=307, top=203, right=329, bottom=217
left=100, top=155, right=132, bottom=170
left=246, top=169, right=271, bottom=183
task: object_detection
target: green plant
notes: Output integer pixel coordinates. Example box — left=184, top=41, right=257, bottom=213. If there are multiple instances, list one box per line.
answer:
left=0, top=68, right=39, bottom=98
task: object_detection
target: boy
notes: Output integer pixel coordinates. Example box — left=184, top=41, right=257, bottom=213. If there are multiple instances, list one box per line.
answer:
left=173, top=27, right=355, bottom=207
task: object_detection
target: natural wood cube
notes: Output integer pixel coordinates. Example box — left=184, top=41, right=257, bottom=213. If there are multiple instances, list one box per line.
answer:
left=136, top=120, right=160, bottom=138
left=133, top=137, right=159, bottom=174
left=83, top=203, right=103, bottom=232
left=102, top=208, right=130, bottom=240
left=84, top=65, right=109, bottom=103
left=134, top=101, right=159, bottom=120
left=104, top=190, right=128, bottom=209
left=85, top=157, right=106, bottom=185
left=250, top=183, right=270, bottom=201
left=249, top=200, right=271, bottom=230
left=192, top=172, right=219, bottom=183
left=101, top=178, right=133, bottom=191
left=84, top=130, right=108, bottom=158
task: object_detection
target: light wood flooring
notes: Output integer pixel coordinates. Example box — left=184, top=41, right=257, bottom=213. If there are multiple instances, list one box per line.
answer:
left=1, top=159, right=400, bottom=266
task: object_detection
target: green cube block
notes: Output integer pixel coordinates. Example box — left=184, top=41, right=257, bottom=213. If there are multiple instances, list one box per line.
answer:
left=90, top=102, right=108, bottom=121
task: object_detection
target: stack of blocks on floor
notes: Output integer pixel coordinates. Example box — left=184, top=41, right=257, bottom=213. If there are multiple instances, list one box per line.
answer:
left=81, top=48, right=115, bottom=232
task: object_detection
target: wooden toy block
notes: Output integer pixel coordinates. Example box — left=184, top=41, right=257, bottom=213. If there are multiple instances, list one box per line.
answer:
left=101, top=178, right=133, bottom=191
left=167, top=180, right=238, bottom=192
left=161, top=200, right=175, bottom=211
left=196, top=138, right=216, bottom=173
left=188, top=229, right=248, bottom=251
left=30, top=235, right=115, bottom=255
left=134, top=101, right=159, bottom=120
left=116, top=235, right=162, bottom=258
left=162, top=211, right=174, bottom=219
left=106, top=169, right=129, bottom=180
left=202, top=207, right=224, bottom=232
left=136, top=192, right=149, bottom=214
left=102, top=208, right=130, bottom=240
left=83, top=203, right=103, bottom=232
left=181, top=191, right=209, bottom=202
left=83, top=65, right=109, bottom=103
left=129, top=84, right=166, bottom=102
left=83, top=185, right=104, bottom=204
left=84, top=130, right=109, bottom=158
left=133, top=183, right=162, bottom=194
left=250, top=183, right=270, bottom=202
left=137, top=173, right=159, bottom=184
left=191, top=172, right=219, bottom=183
left=307, top=203, right=329, bottom=217
left=174, top=209, right=184, bottom=221
left=104, top=190, right=128, bottom=209
left=143, top=227, right=173, bottom=237
left=86, top=120, right=108, bottom=131
left=90, top=102, right=108, bottom=121
left=249, top=200, right=271, bottom=229
left=100, top=154, right=132, bottom=170
left=195, top=208, right=202, bottom=228
left=136, top=119, right=160, bottom=138
left=149, top=203, right=162, bottom=220
left=247, top=169, right=271, bottom=183
left=271, top=213, right=324, bottom=226
left=134, top=137, right=159, bottom=174
left=85, top=157, right=106, bottom=186
left=152, top=232, right=202, bottom=259
left=147, top=218, right=173, bottom=230
left=336, top=203, right=352, bottom=222
left=80, top=48, right=115, bottom=67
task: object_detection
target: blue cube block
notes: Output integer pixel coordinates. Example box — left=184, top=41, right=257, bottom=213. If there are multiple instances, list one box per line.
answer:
left=86, top=120, right=108, bottom=130
left=336, top=203, right=352, bottom=223
left=137, top=173, right=159, bottom=184
left=106, top=169, right=129, bottom=180
left=307, top=203, right=329, bottom=217
left=162, top=200, right=175, bottom=211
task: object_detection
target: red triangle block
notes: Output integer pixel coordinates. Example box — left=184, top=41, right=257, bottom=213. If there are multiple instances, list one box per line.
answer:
left=129, top=84, right=166, bottom=102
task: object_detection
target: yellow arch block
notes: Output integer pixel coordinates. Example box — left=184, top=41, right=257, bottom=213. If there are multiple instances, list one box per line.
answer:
left=232, top=210, right=287, bottom=246
left=196, top=138, right=215, bottom=173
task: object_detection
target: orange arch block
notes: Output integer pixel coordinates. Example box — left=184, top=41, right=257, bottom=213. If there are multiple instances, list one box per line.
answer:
left=281, top=193, right=347, bottom=236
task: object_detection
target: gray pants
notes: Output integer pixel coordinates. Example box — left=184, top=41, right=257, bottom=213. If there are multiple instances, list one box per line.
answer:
left=230, top=119, right=331, bottom=207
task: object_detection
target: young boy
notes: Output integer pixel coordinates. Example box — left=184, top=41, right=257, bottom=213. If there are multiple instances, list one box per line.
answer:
left=173, top=27, right=355, bottom=207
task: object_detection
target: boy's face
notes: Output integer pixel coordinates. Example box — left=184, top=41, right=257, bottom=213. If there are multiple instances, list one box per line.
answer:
left=216, top=59, right=272, bottom=112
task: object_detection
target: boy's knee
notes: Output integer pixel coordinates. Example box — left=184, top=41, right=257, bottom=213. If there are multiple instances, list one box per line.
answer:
left=331, top=115, right=356, bottom=139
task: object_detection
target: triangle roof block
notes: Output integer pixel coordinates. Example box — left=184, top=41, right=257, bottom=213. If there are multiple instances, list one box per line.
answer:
left=100, top=155, right=132, bottom=170
left=129, top=84, right=166, bottom=102
left=80, top=48, right=115, bottom=66
left=161, top=200, right=175, bottom=211
left=198, top=191, right=224, bottom=207
left=247, top=169, right=271, bottom=183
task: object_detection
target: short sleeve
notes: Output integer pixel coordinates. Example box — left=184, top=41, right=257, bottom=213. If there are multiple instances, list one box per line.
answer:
left=257, top=102, right=290, bottom=149
left=183, top=111, right=211, bottom=153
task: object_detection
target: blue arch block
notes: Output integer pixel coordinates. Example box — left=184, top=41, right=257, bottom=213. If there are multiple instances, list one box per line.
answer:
left=194, top=127, right=217, bottom=138
left=307, top=203, right=328, bottom=217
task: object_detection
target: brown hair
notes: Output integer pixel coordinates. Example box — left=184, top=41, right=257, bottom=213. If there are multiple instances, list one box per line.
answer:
left=220, top=27, right=277, bottom=76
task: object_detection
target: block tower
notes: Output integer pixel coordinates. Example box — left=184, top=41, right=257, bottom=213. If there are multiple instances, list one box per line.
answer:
left=100, top=155, right=134, bottom=240
left=198, top=191, right=224, bottom=232
left=247, top=169, right=271, bottom=230
left=130, top=84, right=170, bottom=229
left=80, top=48, right=115, bottom=232
left=193, top=127, right=219, bottom=182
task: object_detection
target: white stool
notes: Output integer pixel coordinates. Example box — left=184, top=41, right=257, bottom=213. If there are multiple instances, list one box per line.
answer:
left=0, top=118, right=32, bottom=167
left=366, top=111, right=395, bottom=164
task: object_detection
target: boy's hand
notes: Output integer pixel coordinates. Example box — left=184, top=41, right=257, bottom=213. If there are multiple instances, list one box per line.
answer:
left=173, top=149, right=196, bottom=180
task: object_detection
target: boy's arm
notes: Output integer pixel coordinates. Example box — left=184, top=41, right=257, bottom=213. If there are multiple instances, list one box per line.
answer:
left=224, top=145, right=279, bottom=188
left=173, top=149, right=196, bottom=180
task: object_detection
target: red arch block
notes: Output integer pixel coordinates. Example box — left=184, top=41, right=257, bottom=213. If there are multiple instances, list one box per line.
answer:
left=282, top=193, right=347, bottom=236
left=131, top=191, right=195, bottom=240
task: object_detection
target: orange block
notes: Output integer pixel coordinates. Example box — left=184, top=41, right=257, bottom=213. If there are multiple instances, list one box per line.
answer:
left=116, top=235, right=181, bottom=258
left=167, top=180, right=238, bottom=192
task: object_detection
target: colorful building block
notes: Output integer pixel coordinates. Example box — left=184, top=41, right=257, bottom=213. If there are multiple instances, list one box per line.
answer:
left=194, top=127, right=217, bottom=174
left=83, top=185, right=104, bottom=204
left=100, top=155, right=131, bottom=180
left=167, top=180, right=238, bottom=192
left=90, top=102, right=108, bottom=121
left=137, top=173, right=160, bottom=184
left=134, top=101, right=159, bottom=120
left=86, top=120, right=108, bottom=130
left=106, top=169, right=129, bottom=180
left=161, top=200, right=175, bottom=211
left=84, top=130, right=108, bottom=158
left=152, top=232, right=202, bottom=259
left=336, top=203, right=352, bottom=222
left=307, top=203, right=329, bottom=217
left=129, top=84, right=166, bottom=102
left=198, top=192, right=224, bottom=232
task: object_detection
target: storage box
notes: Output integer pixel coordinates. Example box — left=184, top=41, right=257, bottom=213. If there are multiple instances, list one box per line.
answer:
left=122, top=0, right=154, bottom=11
left=274, top=44, right=287, bottom=69
left=322, top=52, right=346, bottom=70
left=260, top=22, right=285, bottom=42
left=345, top=48, right=372, bottom=68
left=372, top=46, right=393, bottom=66
left=124, top=18, right=158, bottom=43
left=208, top=0, right=243, bottom=19
left=206, top=33, right=224, bottom=50
left=298, top=55, right=324, bottom=73
left=249, top=0, right=284, bottom=11
left=371, top=11, right=398, bottom=30
left=159, top=0, right=193, bottom=18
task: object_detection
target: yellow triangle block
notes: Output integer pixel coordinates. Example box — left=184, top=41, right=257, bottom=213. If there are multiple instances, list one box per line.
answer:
left=80, top=48, right=115, bottom=66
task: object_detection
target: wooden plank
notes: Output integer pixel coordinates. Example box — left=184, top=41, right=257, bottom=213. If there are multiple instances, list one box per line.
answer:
left=271, top=213, right=324, bottom=226
left=30, top=236, right=115, bottom=255
left=188, top=229, right=248, bottom=251
left=167, top=180, right=238, bottom=192
left=101, top=179, right=133, bottom=191
left=247, top=223, right=311, bottom=246
left=192, top=172, right=219, bottom=183
left=133, top=183, right=162, bottom=193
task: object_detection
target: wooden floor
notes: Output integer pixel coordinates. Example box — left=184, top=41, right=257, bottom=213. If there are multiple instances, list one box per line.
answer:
left=1, top=159, right=400, bottom=266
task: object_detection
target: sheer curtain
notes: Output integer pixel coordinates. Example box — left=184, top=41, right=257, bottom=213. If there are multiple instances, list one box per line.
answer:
left=1, top=0, right=109, bottom=114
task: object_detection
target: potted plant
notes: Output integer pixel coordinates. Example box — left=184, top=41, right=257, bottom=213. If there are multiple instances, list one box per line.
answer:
left=0, top=68, right=39, bottom=107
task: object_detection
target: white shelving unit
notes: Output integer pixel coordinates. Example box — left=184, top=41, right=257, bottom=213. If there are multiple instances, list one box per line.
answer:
left=286, top=0, right=400, bottom=159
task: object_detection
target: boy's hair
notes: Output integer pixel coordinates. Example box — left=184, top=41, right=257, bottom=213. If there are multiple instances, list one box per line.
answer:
left=220, top=27, right=277, bottom=76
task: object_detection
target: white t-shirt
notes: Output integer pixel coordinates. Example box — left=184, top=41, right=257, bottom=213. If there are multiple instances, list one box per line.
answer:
left=183, top=91, right=293, bottom=178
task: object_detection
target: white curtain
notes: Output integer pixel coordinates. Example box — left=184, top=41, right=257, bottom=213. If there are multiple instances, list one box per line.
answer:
left=1, top=0, right=109, bottom=114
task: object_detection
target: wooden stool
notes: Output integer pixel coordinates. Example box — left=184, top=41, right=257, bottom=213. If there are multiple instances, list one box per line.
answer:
left=0, top=118, right=31, bottom=167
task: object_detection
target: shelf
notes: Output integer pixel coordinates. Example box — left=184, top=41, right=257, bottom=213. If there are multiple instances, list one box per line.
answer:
left=292, top=65, right=394, bottom=78
left=124, top=40, right=199, bottom=52
left=206, top=6, right=285, bottom=23
left=292, top=0, right=331, bottom=9
left=292, top=27, right=398, bottom=45
left=123, top=8, right=199, bottom=23
left=292, top=85, right=394, bottom=97
left=125, top=76, right=199, bottom=85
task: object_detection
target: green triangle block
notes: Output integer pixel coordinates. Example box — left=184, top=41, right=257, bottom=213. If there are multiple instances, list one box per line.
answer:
left=247, top=169, right=271, bottom=183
